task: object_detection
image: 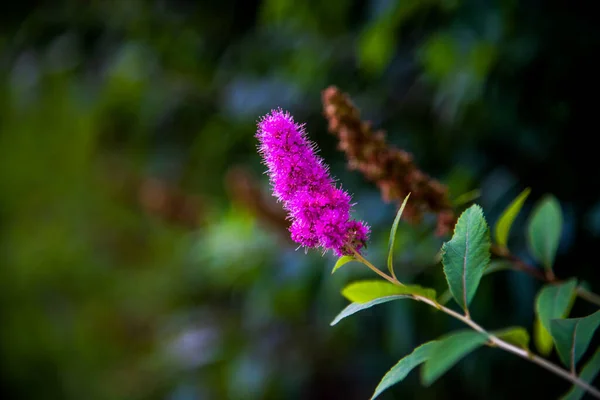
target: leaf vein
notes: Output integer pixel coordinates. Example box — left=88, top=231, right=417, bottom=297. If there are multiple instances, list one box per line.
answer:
left=571, top=320, right=580, bottom=373
left=462, top=212, right=471, bottom=310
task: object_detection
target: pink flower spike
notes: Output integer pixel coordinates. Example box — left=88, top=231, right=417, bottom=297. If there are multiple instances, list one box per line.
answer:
left=256, top=109, right=369, bottom=256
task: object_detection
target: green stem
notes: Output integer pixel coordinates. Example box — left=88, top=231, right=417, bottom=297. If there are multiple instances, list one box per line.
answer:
left=413, top=294, right=600, bottom=398
left=348, top=246, right=600, bottom=398
left=349, top=247, right=401, bottom=285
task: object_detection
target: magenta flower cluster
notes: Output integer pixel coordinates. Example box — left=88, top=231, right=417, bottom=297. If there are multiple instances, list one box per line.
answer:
left=256, top=109, right=369, bottom=256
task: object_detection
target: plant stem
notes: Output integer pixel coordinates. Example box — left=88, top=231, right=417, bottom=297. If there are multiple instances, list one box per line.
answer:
left=411, top=293, right=600, bottom=398
left=347, top=247, right=600, bottom=396
left=491, top=245, right=600, bottom=308
left=348, top=246, right=600, bottom=398
left=576, top=286, right=600, bottom=308
left=349, top=247, right=401, bottom=285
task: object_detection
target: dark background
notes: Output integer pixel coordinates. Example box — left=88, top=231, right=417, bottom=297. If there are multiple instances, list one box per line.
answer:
left=1, top=0, right=599, bottom=399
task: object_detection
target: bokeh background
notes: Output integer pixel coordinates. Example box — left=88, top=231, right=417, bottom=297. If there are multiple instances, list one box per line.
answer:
left=1, top=0, right=599, bottom=399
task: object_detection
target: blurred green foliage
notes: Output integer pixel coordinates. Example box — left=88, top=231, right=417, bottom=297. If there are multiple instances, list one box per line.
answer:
left=1, top=0, right=599, bottom=399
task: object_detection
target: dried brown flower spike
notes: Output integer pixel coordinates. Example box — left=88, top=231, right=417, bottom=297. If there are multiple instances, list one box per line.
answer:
left=322, top=86, right=455, bottom=235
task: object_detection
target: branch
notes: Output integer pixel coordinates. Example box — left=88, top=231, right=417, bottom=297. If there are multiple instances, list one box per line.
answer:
left=491, top=244, right=600, bottom=308
left=348, top=246, right=600, bottom=398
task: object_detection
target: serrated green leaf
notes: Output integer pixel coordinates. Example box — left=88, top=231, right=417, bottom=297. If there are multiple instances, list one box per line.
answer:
left=493, top=326, right=530, bottom=349
left=331, top=255, right=356, bottom=274
left=371, top=341, right=437, bottom=399
left=387, top=193, right=410, bottom=279
left=330, top=295, right=409, bottom=326
left=439, top=260, right=513, bottom=306
left=534, top=317, right=554, bottom=356
left=550, top=310, right=600, bottom=370
left=441, top=204, right=491, bottom=313
left=421, top=330, right=488, bottom=385
left=527, top=195, right=563, bottom=270
left=561, top=348, right=600, bottom=400
left=341, top=280, right=436, bottom=304
left=536, top=279, right=578, bottom=334
left=495, top=187, right=531, bottom=247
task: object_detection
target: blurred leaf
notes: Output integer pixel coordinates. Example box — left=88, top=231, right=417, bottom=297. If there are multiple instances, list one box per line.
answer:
left=468, top=41, right=497, bottom=78
left=536, top=279, right=577, bottom=335
left=527, top=195, right=563, bottom=270
left=438, top=289, right=453, bottom=306
left=494, top=187, right=531, bottom=247
left=493, top=326, right=530, bottom=349
left=358, top=22, right=395, bottom=75
left=260, top=0, right=294, bottom=24
left=341, top=281, right=436, bottom=303
left=330, top=295, right=410, bottom=326
left=452, top=189, right=481, bottom=207
left=394, top=0, right=425, bottom=22
left=259, top=0, right=317, bottom=32
left=331, top=255, right=357, bottom=274
left=550, top=311, right=600, bottom=369
left=387, top=194, right=410, bottom=279
left=445, top=167, right=477, bottom=204
left=442, top=204, right=490, bottom=313
left=534, top=317, right=555, bottom=356
left=421, top=33, right=458, bottom=81
left=438, top=0, right=461, bottom=12
left=358, top=0, right=430, bottom=75
left=561, top=348, right=600, bottom=400
left=371, top=341, right=437, bottom=399
left=421, top=330, right=488, bottom=385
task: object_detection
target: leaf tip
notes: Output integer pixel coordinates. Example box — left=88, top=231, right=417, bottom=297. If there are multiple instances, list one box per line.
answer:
left=332, top=255, right=356, bottom=274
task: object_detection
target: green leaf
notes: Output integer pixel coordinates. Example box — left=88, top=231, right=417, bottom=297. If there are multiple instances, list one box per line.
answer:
left=387, top=193, right=410, bottom=279
left=494, top=187, right=531, bottom=247
left=331, top=255, right=357, bottom=274
left=330, top=295, right=409, bottom=326
left=441, top=204, right=491, bottom=313
left=534, top=317, right=554, bottom=356
left=358, top=22, right=395, bottom=75
left=550, top=310, right=600, bottom=370
left=536, top=279, right=578, bottom=333
left=371, top=341, right=437, bottom=399
left=561, top=348, right=600, bottom=400
left=527, top=195, right=563, bottom=270
left=341, top=280, right=437, bottom=303
left=421, top=330, right=488, bottom=385
left=438, top=289, right=453, bottom=306
left=468, top=41, right=497, bottom=78
left=421, top=33, right=458, bottom=81
left=493, top=326, right=530, bottom=349
left=452, top=189, right=481, bottom=207
left=439, top=260, right=513, bottom=306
